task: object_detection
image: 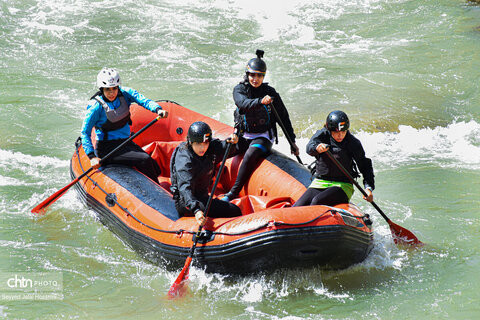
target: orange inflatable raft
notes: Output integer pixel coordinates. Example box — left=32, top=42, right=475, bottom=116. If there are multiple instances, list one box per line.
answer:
left=70, top=100, right=373, bottom=274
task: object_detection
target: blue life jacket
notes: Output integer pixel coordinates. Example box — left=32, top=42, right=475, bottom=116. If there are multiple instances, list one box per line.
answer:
left=91, top=91, right=131, bottom=139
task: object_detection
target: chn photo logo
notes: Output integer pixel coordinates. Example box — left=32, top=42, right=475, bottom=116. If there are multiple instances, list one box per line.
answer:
left=7, top=274, right=33, bottom=289
left=1, top=272, right=63, bottom=301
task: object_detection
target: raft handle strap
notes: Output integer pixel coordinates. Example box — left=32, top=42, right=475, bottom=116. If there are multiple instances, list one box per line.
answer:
left=74, top=144, right=368, bottom=237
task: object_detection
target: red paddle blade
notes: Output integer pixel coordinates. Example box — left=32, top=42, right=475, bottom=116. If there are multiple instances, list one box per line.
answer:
left=388, top=220, right=423, bottom=247
left=31, top=178, right=79, bottom=215
left=167, top=257, right=192, bottom=298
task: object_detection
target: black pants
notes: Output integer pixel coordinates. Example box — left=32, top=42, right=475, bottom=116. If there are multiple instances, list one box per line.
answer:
left=175, top=196, right=242, bottom=218
left=292, top=187, right=349, bottom=207
left=228, top=136, right=272, bottom=196
left=96, top=139, right=161, bottom=184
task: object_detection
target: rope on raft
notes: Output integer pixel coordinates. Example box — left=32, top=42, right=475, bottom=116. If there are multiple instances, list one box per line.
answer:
left=74, top=142, right=369, bottom=238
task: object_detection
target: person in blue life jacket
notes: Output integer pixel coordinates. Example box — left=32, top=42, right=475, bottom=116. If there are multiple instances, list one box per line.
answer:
left=170, top=121, right=242, bottom=226
left=221, top=50, right=300, bottom=202
left=80, top=67, right=167, bottom=184
left=293, top=110, right=375, bottom=207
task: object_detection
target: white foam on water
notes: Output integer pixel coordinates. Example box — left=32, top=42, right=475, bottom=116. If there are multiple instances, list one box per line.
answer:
left=7, top=7, right=21, bottom=15
left=20, top=20, right=74, bottom=38
left=241, top=282, right=264, bottom=302
left=0, top=176, right=23, bottom=187
left=0, top=148, right=73, bottom=215
left=45, top=88, right=87, bottom=119
left=356, top=120, right=480, bottom=170
left=140, top=0, right=391, bottom=50
left=273, top=120, right=480, bottom=171
left=10, top=0, right=87, bottom=39
left=207, top=0, right=386, bottom=43
left=244, top=306, right=312, bottom=320
left=0, top=148, right=67, bottom=179
left=180, top=265, right=357, bottom=304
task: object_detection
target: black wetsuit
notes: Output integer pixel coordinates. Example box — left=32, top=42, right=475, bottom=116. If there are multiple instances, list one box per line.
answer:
left=228, top=80, right=296, bottom=197
left=293, top=128, right=375, bottom=207
left=170, top=139, right=242, bottom=218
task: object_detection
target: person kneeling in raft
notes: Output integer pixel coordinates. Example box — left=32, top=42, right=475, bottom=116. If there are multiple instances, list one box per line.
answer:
left=170, top=121, right=242, bottom=226
left=293, top=110, right=375, bottom=207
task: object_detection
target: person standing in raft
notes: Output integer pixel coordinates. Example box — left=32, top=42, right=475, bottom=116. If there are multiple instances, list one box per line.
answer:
left=221, top=49, right=300, bottom=202
left=170, top=121, right=242, bottom=226
left=80, top=67, right=167, bottom=184
left=293, top=110, right=375, bottom=207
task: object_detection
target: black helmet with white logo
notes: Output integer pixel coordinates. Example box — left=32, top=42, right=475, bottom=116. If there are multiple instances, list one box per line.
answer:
left=326, top=110, right=350, bottom=132
left=187, top=121, right=212, bottom=143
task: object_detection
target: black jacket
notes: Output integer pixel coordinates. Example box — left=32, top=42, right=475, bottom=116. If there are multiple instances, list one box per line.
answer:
left=170, top=139, right=238, bottom=213
left=233, top=81, right=296, bottom=143
left=307, top=127, right=375, bottom=190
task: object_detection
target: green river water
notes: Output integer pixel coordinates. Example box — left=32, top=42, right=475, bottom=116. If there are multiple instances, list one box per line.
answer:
left=1, top=0, right=479, bottom=319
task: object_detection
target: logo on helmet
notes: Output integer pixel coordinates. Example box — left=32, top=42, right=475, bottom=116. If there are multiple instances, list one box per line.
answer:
left=203, top=133, right=211, bottom=142
left=338, top=121, right=346, bottom=131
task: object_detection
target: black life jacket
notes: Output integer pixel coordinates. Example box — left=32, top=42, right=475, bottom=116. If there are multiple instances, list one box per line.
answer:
left=90, top=91, right=132, bottom=139
left=234, top=104, right=272, bottom=134
left=170, top=142, right=217, bottom=201
left=315, top=132, right=360, bottom=182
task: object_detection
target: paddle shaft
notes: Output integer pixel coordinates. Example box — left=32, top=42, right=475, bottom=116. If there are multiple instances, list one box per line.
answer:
left=98, top=115, right=161, bottom=164
left=189, top=141, right=233, bottom=255
left=31, top=115, right=161, bottom=214
left=168, top=141, right=233, bottom=297
left=69, top=115, right=161, bottom=185
left=324, top=149, right=391, bottom=223
left=325, top=147, right=423, bottom=246
left=270, top=102, right=303, bottom=165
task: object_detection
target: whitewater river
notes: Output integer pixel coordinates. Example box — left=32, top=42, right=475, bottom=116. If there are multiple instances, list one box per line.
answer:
left=1, top=0, right=479, bottom=319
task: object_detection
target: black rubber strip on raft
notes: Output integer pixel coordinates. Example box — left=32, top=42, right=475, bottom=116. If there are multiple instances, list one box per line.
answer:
left=71, top=164, right=373, bottom=274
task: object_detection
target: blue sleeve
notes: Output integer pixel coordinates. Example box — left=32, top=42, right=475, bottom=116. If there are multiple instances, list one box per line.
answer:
left=120, top=86, right=161, bottom=113
left=80, top=101, right=102, bottom=158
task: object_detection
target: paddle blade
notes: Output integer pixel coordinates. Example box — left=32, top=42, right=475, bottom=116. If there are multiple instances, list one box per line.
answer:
left=388, top=220, right=423, bottom=247
left=167, top=256, right=192, bottom=298
left=31, top=177, right=79, bottom=215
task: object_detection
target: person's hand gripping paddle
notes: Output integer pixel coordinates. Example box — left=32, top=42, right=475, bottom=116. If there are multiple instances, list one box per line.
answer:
left=31, top=114, right=165, bottom=214
left=167, top=140, right=234, bottom=298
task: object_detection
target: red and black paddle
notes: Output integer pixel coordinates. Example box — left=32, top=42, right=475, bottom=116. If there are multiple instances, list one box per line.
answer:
left=325, top=149, right=423, bottom=247
left=167, top=141, right=233, bottom=298
left=31, top=115, right=163, bottom=215
left=270, top=102, right=303, bottom=165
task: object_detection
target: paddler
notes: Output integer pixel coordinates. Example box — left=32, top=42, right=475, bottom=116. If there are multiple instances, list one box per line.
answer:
left=293, top=110, right=375, bottom=207
left=80, top=68, right=167, bottom=184
left=221, top=49, right=300, bottom=202
left=170, top=121, right=242, bottom=226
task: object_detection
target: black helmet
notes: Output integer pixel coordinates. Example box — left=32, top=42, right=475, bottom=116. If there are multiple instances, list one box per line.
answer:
left=245, top=49, right=267, bottom=75
left=326, top=110, right=350, bottom=132
left=187, top=121, right=212, bottom=143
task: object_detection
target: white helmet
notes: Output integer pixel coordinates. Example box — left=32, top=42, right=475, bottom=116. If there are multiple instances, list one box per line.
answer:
left=96, top=68, right=121, bottom=88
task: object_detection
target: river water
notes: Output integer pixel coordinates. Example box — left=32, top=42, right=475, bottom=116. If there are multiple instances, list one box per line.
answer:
left=1, top=0, right=479, bottom=319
